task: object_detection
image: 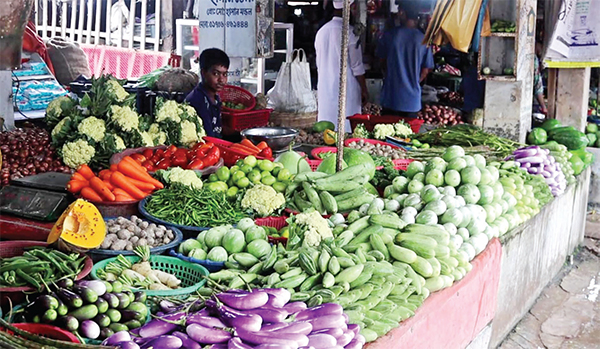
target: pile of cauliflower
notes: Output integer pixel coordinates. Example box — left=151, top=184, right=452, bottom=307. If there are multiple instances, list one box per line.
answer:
left=287, top=210, right=333, bottom=248
left=373, top=121, right=414, bottom=140
left=46, top=75, right=206, bottom=170
left=157, top=167, right=203, bottom=190
left=241, top=184, right=286, bottom=217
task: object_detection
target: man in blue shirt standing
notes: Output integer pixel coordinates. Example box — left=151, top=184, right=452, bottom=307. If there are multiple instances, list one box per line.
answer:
left=376, top=9, right=434, bottom=118
left=185, top=48, right=229, bottom=138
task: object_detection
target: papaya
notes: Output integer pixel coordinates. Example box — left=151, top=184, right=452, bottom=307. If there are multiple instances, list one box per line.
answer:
left=313, top=121, right=335, bottom=133
left=47, top=199, right=106, bottom=250
left=540, top=119, right=562, bottom=132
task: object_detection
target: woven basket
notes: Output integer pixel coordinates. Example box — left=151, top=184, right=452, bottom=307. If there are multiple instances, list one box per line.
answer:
left=270, top=111, right=317, bottom=130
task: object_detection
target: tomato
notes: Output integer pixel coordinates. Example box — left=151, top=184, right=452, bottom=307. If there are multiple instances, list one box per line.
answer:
left=164, top=145, right=178, bottom=158
left=152, top=149, right=165, bottom=162
left=259, top=147, right=273, bottom=158
left=155, top=157, right=172, bottom=170
left=188, top=158, right=205, bottom=170
left=203, top=146, right=221, bottom=167
left=130, top=153, right=147, bottom=164
left=142, top=149, right=154, bottom=159
left=141, top=160, right=155, bottom=172
left=196, top=142, right=214, bottom=158
left=172, top=149, right=189, bottom=168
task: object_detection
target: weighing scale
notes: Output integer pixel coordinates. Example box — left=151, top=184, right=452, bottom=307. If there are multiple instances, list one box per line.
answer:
left=0, top=172, right=72, bottom=241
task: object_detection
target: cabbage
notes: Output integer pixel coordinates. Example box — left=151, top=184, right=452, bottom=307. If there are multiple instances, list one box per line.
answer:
left=444, top=170, right=461, bottom=187
left=392, top=176, right=410, bottom=193
left=458, top=183, right=481, bottom=205
left=401, top=214, right=416, bottom=224
left=448, top=157, right=467, bottom=172
left=477, top=185, right=495, bottom=205
left=460, top=166, right=482, bottom=185
left=441, top=208, right=463, bottom=226
left=483, top=204, right=497, bottom=223
left=247, top=239, right=271, bottom=259
left=473, top=154, right=487, bottom=169
left=401, top=206, right=418, bottom=217
left=237, top=218, right=255, bottom=233
left=443, top=186, right=457, bottom=197
left=245, top=225, right=267, bottom=242
left=463, top=155, right=476, bottom=167
left=424, top=200, right=447, bottom=216
left=189, top=248, right=207, bottom=260
left=441, top=195, right=458, bottom=209
left=207, top=246, right=228, bottom=262
left=408, top=180, right=424, bottom=194
left=478, top=168, right=493, bottom=185
left=443, top=222, right=458, bottom=236
left=413, top=172, right=425, bottom=183
left=196, top=231, right=207, bottom=248
left=421, top=185, right=441, bottom=203
left=222, top=229, right=246, bottom=254
left=486, top=165, right=500, bottom=182
left=457, top=227, right=470, bottom=240
left=205, top=226, right=230, bottom=249
left=178, top=239, right=203, bottom=255
left=425, top=169, right=445, bottom=187
left=406, top=161, right=425, bottom=179
left=458, top=206, right=473, bottom=228
left=403, top=194, right=422, bottom=209
left=425, top=157, right=447, bottom=173
left=442, top=145, right=466, bottom=162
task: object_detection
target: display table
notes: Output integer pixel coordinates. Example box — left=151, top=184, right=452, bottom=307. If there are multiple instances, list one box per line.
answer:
left=367, top=238, right=502, bottom=349
left=0, top=214, right=53, bottom=241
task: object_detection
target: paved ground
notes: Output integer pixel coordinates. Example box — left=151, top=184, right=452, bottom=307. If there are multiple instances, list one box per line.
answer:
left=498, top=212, right=600, bottom=349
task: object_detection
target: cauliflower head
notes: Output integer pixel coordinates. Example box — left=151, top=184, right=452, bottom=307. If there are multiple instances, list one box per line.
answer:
left=156, top=100, right=183, bottom=123
left=78, top=116, right=106, bottom=142
left=106, top=79, right=129, bottom=102
left=148, top=123, right=168, bottom=145
left=114, top=135, right=126, bottom=151
left=394, top=121, right=412, bottom=137
left=45, top=95, right=75, bottom=127
left=195, top=116, right=207, bottom=139
left=180, top=120, right=199, bottom=146
left=110, top=105, right=139, bottom=132
left=62, top=139, right=95, bottom=168
left=51, top=116, right=72, bottom=143
left=352, top=123, right=371, bottom=139
left=241, top=184, right=286, bottom=217
left=139, top=131, right=155, bottom=146
left=184, top=104, right=198, bottom=118
left=373, top=124, right=395, bottom=140
left=168, top=167, right=203, bottom=190
left=292, top=210, right=333, bottom=247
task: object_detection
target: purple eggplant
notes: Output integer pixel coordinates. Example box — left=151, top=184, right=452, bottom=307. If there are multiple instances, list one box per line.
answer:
left=159, top=300, right=179, bottom=313
left=295, top=304, right=343, bottom=321
left=228, top=337, right=253, bottom=349
left=102, top=293, right=119, bottom=308
left=76, top=280, right=107, bottom=296
left=116, top=342, right=140, bottom=349
left=283, top=302, right=307, bottom=315
left=103, top=330, right=132, bottom=346
left=216, top=291, right=269, bottom=310
left=236, top=327, right=308, bottom=348
left=80, top=320, right=101, bottom=339
left=347, top=324, right=360, bottom=336
left=336, top=330, right=355, bottom=347
left=186, top=323, right=232, bottom=344
left=246, top=308, right=288, bottom=323
left=255, top=345, right=294, bottom=349
left=140, top=335, right=183, bottom=349
left=302, top=315, right=346, bottom=332
left=138, top=312, right=185, bottom=338
left=269, top=322, right=312, bottom=336
left=307, top=333, right=336, bottom=349
left=230, top=313, right=262, bottom=332
left=312, top=327, right=344, bottom=338
left=259, top=288, right=291, bottom=307
left=172, top=331, right=202, bottom=349
left=210, top=345, right=228, bottom=349
left=260, top=322, right=289, bottom=331
left=342, top=313, right=349, bottom=323
left=186, top=314, right=226, bottom=328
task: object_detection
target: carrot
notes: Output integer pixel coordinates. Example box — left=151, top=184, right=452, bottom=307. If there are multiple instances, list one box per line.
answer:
left=112, top=188, right=135, bottom=199
left=66, top=180, right=89, bottom=194
left=110, top=164, right=118, bottom=172
left=90, top=177, right=116, bottom=202
left=71, top=172, right=87, bottom=182
left=98, top=169, right=111, bottom=179
left=240, top=139, right=261, bottom=153
left=77, top=164, right=95, bottom=180
left=80, top=187, right=103, bottom=202
left=118, top=157, right=164, bottom=189
left=256, top=141, right=269, bottom=151
left=110, top=171, right=147, bottom=200
left=122, top=175, right=156, bottom=191
left=230, top=144, right=257, bottom=155
left=115, top=195, right=135, bottom=202
left=103, top=180, right=115, bottom=191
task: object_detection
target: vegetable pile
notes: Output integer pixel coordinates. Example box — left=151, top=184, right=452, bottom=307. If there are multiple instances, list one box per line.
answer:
left=177, top=219, right=271, bottom=264
left=67, top=157, right=163, bottom=203
left=0, top=127, right=71, bottom=186
left=373, top=121, right=413, bottom=140
left=0, top=246, right=87, bottom=291
left=417, top=105, right=463, bottom=126
left=143, top=186, right=247, bottom=228
left=12, top=278, right=149, bottom=341
left=346, top=139, right=407, bottom=160
left=96, top=246, right=181, bottom=291
left=131, top=143, right=221, bottom=172
left=101, top=216, right=176, bottom=251
left=438, top=92, right=464, bottom=107
left=507, top=146, right=566, bottom=196
left=585, top=122, right=600, bottom=147
left=215, top=138, right=273, bottom=166
left=103, top=288, right=363, bottom=349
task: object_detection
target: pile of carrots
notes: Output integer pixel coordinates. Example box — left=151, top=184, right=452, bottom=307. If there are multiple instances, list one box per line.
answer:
left=67, top=156, right=164, bottom=203
left=229, top=139, right=273, bottom=158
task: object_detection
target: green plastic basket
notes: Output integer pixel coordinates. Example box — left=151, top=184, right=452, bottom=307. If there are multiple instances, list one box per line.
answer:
left=89, top=255, right=208, bottom=298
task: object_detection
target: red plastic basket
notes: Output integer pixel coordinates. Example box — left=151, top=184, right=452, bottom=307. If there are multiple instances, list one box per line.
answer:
left=218, top=85, right=256, bottom=112
left=204, top=136, right=273, bottom=166
left=222, top=109, right=272, bottom=134
left=0, top=241, right=93, bottom=307
left=255, top=216, right=289, bottom=246
left=2, top=323, right=81, bottom=343
left=393, top=159, right=414, bottom=170
left=344, top=138, right=402, bottom=149
left=347, top=114, right=424, bottom=134
left=310, top=147, right=337, bottom=160
left=307, top=159, right=322, bottom=171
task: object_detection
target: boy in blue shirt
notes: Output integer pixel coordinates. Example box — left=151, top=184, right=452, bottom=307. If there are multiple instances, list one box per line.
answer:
left=185, top=48, right=230, bottom=138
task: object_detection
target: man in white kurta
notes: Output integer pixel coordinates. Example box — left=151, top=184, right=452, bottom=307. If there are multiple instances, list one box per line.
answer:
left=315, top=0, right=368, bottom=131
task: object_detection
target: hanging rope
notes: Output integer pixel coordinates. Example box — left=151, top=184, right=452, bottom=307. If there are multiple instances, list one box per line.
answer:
left=336, top=0, right=350, bottom=172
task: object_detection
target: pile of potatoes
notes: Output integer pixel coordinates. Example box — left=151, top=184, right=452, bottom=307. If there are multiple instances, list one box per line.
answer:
left=100, top=216, right=175, bottom=251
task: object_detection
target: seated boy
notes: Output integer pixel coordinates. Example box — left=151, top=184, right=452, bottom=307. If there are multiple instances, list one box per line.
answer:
left=185, top=48, right=230, bottom=138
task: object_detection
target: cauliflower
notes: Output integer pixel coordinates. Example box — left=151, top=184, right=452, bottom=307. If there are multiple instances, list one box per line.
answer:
left=180, top=120, right=199, bottom=146
left=62, top=139, right=95, bottom=168
left=106, top=79, right=129, bottom=102
left=394, top=121, right=413, bottom=137
left=195, top=116, right=207, bottom=139
left=290, top=210, right=333, bottom=248
left=184, top=104, right=198, bottom=118
left=51, top=116, right=73, bottom=143
left=148, top=123, right=168, bottom=145
left=241, top=184, right=286, bottom=217
left=139, top=131, right=155, bottom=146
left=373, top=124, right=395, bottom=140
left=110, top=105, right=139, bottom=132
left=77, top=116, right=106, bottom=142
left=114, top=135, right=126, bottom=151
left=352, top=123, right=371, bottom=139
left=45, top=95, right=75, bottom=128
left=156, top=100, right=183, bottom=123
left=167, top=167, right=203, bottom=190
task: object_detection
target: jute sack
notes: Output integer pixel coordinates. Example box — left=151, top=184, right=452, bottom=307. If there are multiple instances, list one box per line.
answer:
left=46, top=38, right=91, bottom=85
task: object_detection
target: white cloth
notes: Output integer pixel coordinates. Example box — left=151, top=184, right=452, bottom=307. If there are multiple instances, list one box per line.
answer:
left=333, top=0, right=355, bottom=9
left=315, top=17, right=365, bottom=131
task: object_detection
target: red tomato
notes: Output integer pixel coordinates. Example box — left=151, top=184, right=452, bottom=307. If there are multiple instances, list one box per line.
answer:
left=142, top=149, right=154, bottom=159
left=130, top=153, right=147, bottom=164
left=164, top=145, right=178, bottom=157
left=141, top=160, right=155, bottom=171
left=188, top=159, right=205, bottom=170
left=155, top=158, right=171, bottom=170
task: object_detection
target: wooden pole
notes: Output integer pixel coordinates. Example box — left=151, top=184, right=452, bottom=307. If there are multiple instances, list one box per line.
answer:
left=336, top=0, right=350, bottom=172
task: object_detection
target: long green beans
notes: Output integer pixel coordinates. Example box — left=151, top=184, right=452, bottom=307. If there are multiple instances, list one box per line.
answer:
left=144, top=186, right=248, bottom=228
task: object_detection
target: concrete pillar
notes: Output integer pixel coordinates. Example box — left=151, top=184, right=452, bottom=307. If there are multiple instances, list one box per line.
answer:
left=549, top=67, right=591, bottom=132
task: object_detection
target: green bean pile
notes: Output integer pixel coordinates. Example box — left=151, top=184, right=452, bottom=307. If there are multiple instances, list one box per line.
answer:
left=0, top=247, right=87, bottom=291
left=144, top=185, right=248, bottom=228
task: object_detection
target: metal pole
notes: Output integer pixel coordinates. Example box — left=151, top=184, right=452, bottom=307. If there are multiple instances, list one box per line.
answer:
left=336, top=0, right=350, bottom=172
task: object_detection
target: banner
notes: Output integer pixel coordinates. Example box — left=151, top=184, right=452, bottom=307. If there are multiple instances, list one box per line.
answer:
left=545, top=0, right=600, bottom=67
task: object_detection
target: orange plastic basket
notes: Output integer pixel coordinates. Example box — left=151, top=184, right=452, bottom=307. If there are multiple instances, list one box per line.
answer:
left=218, top=85, right=256, bottom=112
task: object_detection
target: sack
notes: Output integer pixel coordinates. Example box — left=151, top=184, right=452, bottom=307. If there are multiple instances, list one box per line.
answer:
left=267, top=49, right=317, bottom=113
left=46, top=38, right=91, bottom=85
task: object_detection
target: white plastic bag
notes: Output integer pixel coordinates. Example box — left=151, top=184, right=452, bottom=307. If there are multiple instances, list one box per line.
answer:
left=267, top=49, right=317, bottom=113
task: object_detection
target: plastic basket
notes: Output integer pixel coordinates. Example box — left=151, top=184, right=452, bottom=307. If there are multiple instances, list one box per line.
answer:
left=90, top=255, right=208, bottom=298
left=393, top=159, right=414, bottom=171
left=88, top=219, right=184, bottom=262
left=218, top=85, right=256, bottom=113
left=168, top=249, right=224, bottom=273
left=138, top=197, right=210, bottom=236
left=1, top=323, right=80, bottom=343
left=347, top=114, right=424, bottom=134
left=222, top=109, right=272, bottom=133
left=310, top=147, right=337, bottom=160
left=307, top=159, right=322, bottom=171
left=255, top=216, right=289, bottom=246
left=0, top=241, right=93, bottom=307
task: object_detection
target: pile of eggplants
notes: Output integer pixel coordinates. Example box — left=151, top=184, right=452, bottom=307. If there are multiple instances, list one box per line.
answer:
left=103, top=288, right=365, bottom=349
left=509, top=146, right=566, bottom=196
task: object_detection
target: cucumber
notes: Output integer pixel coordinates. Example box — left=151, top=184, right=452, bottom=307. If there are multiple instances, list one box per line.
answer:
left=427, top=257, right=441, bottom=277
left=369, top=214, right=407, bottom=230
left=314, top=163, right=371, bottom=185
left=318, top=250, right=331, bottom=274
left=322, top=272, right=335, bottom=288
left=410, top=256, right=434, bottom=278
left=387, top=243, right=418, bottom=264
left=369, top=234, right=390, bottom=260
left=293, top=191, right=313, bottom=212
left=109, top=323, right=128, bottom=333
left=302, top=182, right=324, bottom=213
left=328, top=256, right=341, bottom=275
left=424, top=276, right=446, bottom=292
left=337, top=194, right=377, bottom=212
left=319, top=191, right=338, bottom=214
left=68, top=304, right=99, bottom=321
left=233, top=253, right=260, bottom=268
left=347, top=215, right=371, bottom=235
left=335, top=264, right=365, bottom=284
left=293, top=171, right=328, bottom=182
left=334, top=187, right=367, bottom=202
left=347, top=225, right=383, bottom=248
left=396, top=233, right=438, bottom=259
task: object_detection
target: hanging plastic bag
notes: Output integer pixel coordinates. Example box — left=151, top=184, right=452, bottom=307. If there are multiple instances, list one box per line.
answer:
left=267, top=49, right=317, bottom=113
